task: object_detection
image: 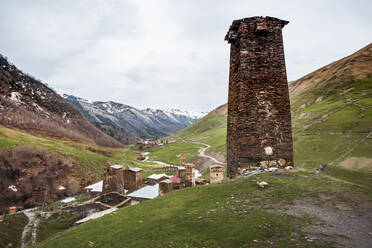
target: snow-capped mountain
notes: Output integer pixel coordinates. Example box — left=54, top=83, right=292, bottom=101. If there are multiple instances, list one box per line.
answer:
left=62, top=94, right=206, bottom=144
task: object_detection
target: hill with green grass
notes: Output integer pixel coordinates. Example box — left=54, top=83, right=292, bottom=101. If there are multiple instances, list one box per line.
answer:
left=148, top=44, right=372, bottom=174
left=34, top=43, right=372, bottom=248
left=38, top=168, right=372, bottom=248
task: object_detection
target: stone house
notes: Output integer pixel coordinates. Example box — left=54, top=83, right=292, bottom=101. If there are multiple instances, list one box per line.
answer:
left=146, top=173, right=170, bottom=185
left=159, top=179, right=173, bottom=196
left=210, top=165, right=224, bottom=183
left=184, top=163, right=195, bottom=187
left=176, top=166, right=186, bottom=182
left=103, top=165, right=125, bottom=194
left=124, top=167, right=143, bottom=193
left=127, top=184, right=159, bottom=205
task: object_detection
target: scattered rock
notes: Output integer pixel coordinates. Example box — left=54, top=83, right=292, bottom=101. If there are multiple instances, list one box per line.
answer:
left=260, top=161, right=270, bottom=169
left=268, top=167, right=278, bottom=172
left=269, top=161, right=278, bottom=167
left=299, top=103, right=307, bottom=109
left=315, top=96, right=325, bottom=103
left=285, top=166, right=293, bottom=170
left=256, top=181, right=268, bottom=189
left=298, top=112, right=312, bottom=119
left=278, top=159, right=287, bottom=167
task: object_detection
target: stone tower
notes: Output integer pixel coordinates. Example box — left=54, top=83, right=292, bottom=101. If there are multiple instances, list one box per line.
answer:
left=225, top=16, right=293, bottom=178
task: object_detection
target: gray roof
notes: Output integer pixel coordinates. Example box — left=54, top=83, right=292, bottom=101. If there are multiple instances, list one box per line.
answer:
left=111, top=164, right=123, bottom=169
left=147, top=173, right=170, bottom=180
left=128, top=184, right=159, bottom=199
left=129, top=167, right=142, bottom=172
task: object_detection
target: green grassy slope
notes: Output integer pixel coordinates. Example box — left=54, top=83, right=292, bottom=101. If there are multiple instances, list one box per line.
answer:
left=39, top=170, right=371, bottom=248
left=36, top=45, right=372, bottom=248
left=291, top=77, right=372, bottom=171
left=157, top=78, right=372, bottom=173
left=0, top=213, right=28, bottom=248
left=0, top=125, right=161, bottom=180
left=145, top=45, right=372, bottom=174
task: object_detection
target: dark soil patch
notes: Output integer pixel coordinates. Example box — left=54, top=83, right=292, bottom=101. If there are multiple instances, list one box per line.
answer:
left=274, top=195, right=372, bottom=247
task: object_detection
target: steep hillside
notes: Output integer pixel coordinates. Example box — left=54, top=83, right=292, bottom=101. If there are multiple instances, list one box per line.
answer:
left=64, top=94, right=205, bottom=144
left=0, top=125, right=135, bottom=214
left=0, top=54, right=130, bottom=213
left=289, top=43, right=372, bottom=97
left=0, top=55, right=123, bottom=148
left=289, top=43, right=372, bottom=170
left=150, top=44, right=372, bottom=174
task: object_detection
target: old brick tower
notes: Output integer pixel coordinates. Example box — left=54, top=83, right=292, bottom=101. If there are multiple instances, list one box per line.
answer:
left=225, top=16, right=293, bottom=178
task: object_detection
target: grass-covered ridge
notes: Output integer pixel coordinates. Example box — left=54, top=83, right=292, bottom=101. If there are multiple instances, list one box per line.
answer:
left=38, top=169, right=371, bottom=248
left=145, top=77, right=372, bottom=174
left=0, top=125, right=160, bottom=179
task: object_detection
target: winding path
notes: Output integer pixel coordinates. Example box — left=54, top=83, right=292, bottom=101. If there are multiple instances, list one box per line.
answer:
left=21, top=211, right=39, bottom=248
left=181, top=139, right=226, bottom=165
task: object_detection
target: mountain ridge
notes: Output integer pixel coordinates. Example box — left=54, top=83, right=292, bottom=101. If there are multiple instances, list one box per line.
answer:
left=63, top=94, right=206, bottom=144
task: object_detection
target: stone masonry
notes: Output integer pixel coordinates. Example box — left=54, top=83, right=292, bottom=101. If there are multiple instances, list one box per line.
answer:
left=103, top=165, right=125, bottom=194
left=225, top=16, right=293, bottom=178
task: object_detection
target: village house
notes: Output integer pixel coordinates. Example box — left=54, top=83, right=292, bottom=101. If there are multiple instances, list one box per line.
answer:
left=8, top=206, right=16, bottom=215
left=85, top=180, right=103, bottom=197
left=169, top=176, right=181, bottom=189
left=184, top=163, right=196, bottom=187
left=103, top=165, right=125, bottom=194
left=127, top=184, right=159, bottom=205
left=124, top=167, right=143, bottom=193
left=159, top=179, right=173, bottom=196
left=210, top=165, right=224, bottom=183
left=146, top=173, right=170, bottom=185
left=176, top=166, right=186, bottom=182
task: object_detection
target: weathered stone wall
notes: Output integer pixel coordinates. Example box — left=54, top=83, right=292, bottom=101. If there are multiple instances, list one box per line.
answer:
left=210, top=165, right=224, bottom=184
left=123, top=170, right=142, bottom=193
left=103, top=166, right=125, bottom=194
left=225, top=16, right=293, bottom=178
left=184, top=163, right=195, bottom=187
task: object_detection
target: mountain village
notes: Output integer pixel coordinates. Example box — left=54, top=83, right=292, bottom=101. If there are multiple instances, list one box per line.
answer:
left=0, top=3, right=371, bottom=247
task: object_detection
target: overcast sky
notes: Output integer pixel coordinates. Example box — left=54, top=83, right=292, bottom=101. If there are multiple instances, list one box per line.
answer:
left=0, top=0, right=371, bottom=112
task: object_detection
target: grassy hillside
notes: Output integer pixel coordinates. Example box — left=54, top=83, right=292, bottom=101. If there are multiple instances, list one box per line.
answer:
left=0, top=125, right=134, bottom=178
left=145, top=45, right=372, bottom=174
left=38, top=169, right=372, bottom=248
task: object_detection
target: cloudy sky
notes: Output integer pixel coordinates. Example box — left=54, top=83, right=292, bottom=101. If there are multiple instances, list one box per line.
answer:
left=0, top=0, right=371, bottom=112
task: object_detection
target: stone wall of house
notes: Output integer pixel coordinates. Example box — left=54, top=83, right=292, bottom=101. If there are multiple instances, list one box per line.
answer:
left=184, top=163, right=195, bottom=187
left=124, top=170, right=142, bottom=193
left=102, top=166, right=125, bottom=194
left=210, top=166, right=224, bottom=184
left=225, top=16, right=293, bottom=178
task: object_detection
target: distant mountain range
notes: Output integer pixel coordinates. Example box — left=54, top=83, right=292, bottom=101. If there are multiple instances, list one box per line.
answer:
left=62, top=94, right=207, bottom=144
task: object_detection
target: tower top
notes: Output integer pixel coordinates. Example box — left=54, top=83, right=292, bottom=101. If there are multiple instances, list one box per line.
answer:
left=225, top=16, right=289, bottom=44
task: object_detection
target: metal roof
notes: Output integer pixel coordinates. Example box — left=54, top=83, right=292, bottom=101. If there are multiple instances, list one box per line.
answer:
left=129, top=167, right=142, bottom=172
left=169, top=176, right=181, bottom=184
left=128, top=184, right=159, bottom=199
left=85, top=180, right=103, bottom=192
left=110, top=164, right=123, bottom=169
left=147, top=173, right=170, bottom=180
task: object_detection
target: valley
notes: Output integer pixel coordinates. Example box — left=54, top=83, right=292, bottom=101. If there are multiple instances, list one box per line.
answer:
left=0, top=26, right=371, bottom=248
